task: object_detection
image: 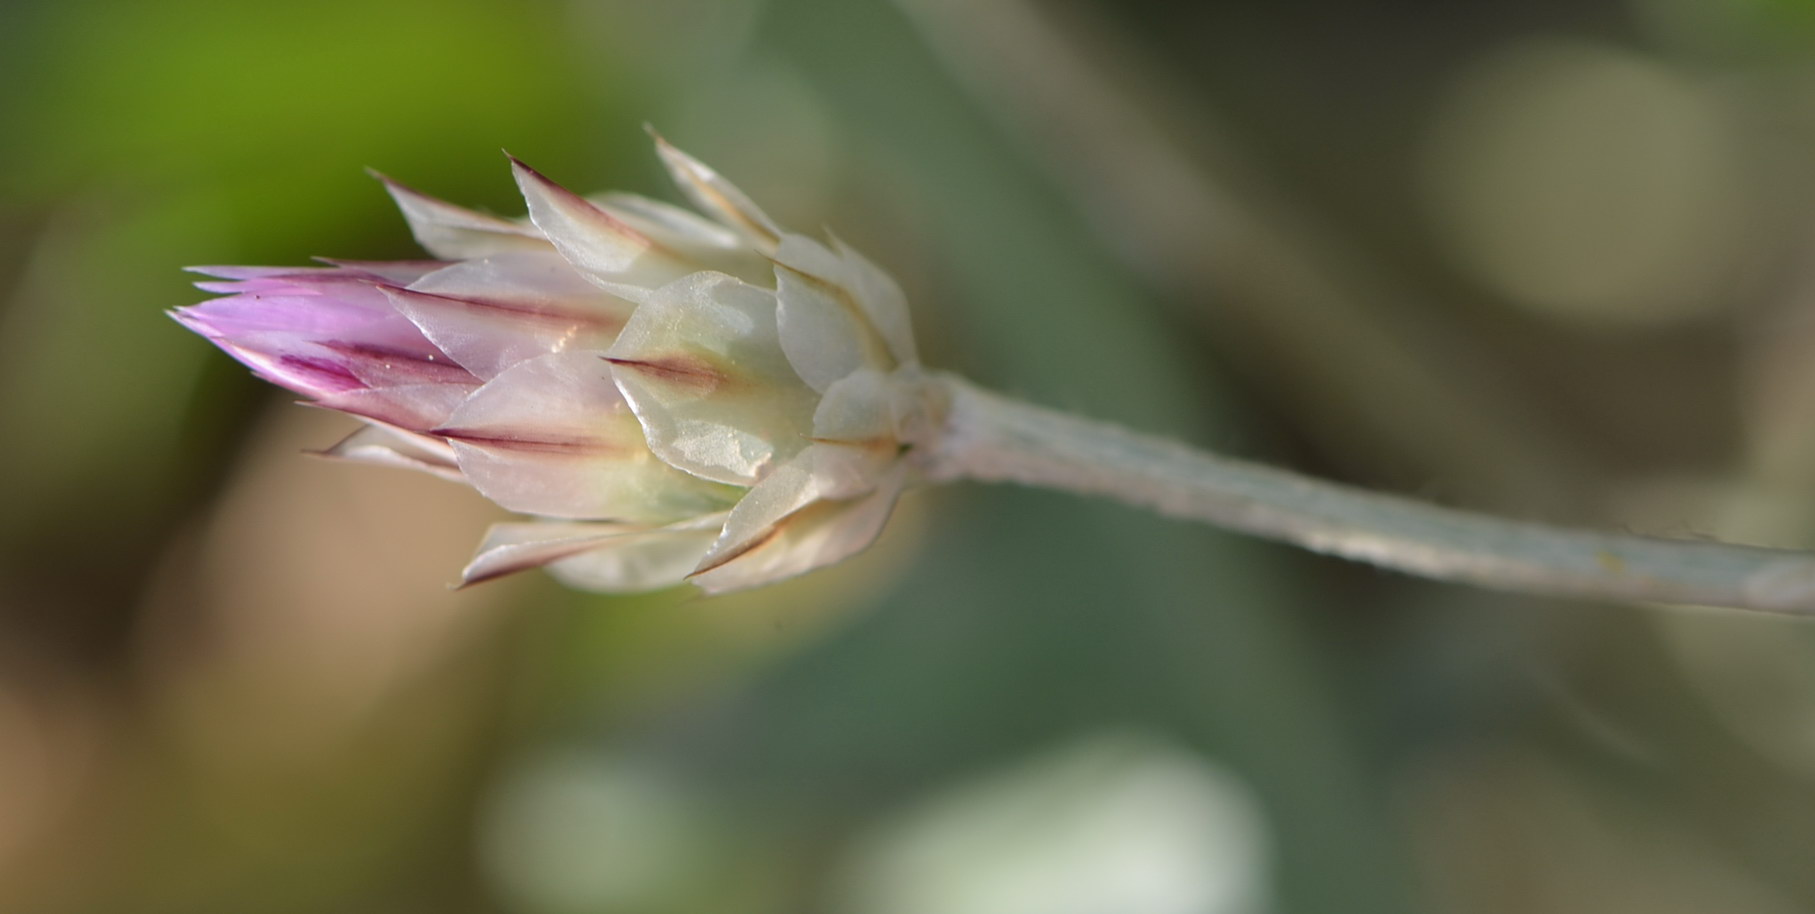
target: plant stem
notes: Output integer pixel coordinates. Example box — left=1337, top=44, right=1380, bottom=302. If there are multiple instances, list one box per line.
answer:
left=891, top=0, right=1594, bottom=510
left=920, top=377, right=1815, bottom=615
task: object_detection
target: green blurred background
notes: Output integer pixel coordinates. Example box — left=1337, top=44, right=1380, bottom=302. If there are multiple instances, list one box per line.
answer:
left=8, top=0, right=1815, bottom=911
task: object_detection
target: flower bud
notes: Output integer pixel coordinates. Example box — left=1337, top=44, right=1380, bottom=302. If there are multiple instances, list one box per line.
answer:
left=174, top=135, right=931, bottom=594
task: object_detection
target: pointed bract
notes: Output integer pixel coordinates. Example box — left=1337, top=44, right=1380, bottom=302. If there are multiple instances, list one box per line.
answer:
left=651, top=131, right=783, bottom=251
left=386, top=252, right=634, bottom=380
left=317, top=424, right=465, bottom=482
left=587, top=192, right=745, bottom=250
left=317, top=382, right=475, bottom=433
left=606, top=272, right=819, bottom=485
left=509, top=156, right=695, bottom=289
left=313, top=258, right=452, bottom=285
left=690, top=442, right=898, bottom=583
left=692, top=465, right=906, bottom=594
left=830, top=234, right=918, bottom=366
left=545, top=523, right=721, bottom=591
left=462, top=514, right=725, bottom=591
left=436, top=351, right=737, bottom=522
left=375, top=171, right=549, bottom=260
left=813, top=367, right=901, bottom=443
left=772, top=234, right=899, bottom=392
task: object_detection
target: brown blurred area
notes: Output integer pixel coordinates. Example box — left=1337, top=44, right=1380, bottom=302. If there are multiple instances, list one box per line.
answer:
left=8, top=0, right=1815, bottom=912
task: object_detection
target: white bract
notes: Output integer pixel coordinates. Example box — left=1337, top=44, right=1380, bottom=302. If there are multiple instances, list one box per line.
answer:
left=175, top=134, right=932, bottom=594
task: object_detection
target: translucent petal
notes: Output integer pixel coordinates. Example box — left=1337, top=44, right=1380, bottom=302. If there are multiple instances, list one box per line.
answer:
left=690, top=459, right=906, bottom=594
left=462, top=520, right=637, bottom=585
left=591, top=192, right=775, bottom=285
left=176, top=284, right=434, bottom=356
left=435, top=351, right=739, bottom=522
left=320, top=340, right=477, bottom=390
left=387, top=252, right=636, bottom=379
left=650, top=131, right=782, bottom=251
left=586, top=192, right=744, bottom=250
left=690, top=442, right=895, bottom=572
left=605, top=272, right=819, bottom=485
left=812, top=367, right=897, bottom=442
left=547, top=516, right=727, bottom=592
left=311, top=259, right=451, bottom=285
left=177, top=261, right=484, bottom=420
left=509, top=156, right=696, bottom=289
left=772, top=234, right=896, bottom=392
left=317, top=383, right=475, bottom=433
left=461, top=513, right=726, bottom=591
left=316, top=423, right=464, bottom=482
left=187, top=264, right=340, bottom=281
left=830, top=234, right=918, bottom=365
left=189, top=262, right=442, bottom=292
left=375, top=172, right=550, bottom=260
left=207, top=331, right=477, bottom=410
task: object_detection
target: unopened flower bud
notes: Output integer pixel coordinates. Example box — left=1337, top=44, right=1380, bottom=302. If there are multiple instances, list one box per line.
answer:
left=175, top=134, right=933, bottom=594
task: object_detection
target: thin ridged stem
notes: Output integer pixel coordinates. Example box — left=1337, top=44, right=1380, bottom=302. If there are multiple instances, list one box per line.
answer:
left=891, top=0, right=1593, bottom=509
left=921, top=378, right=1815, bottom=615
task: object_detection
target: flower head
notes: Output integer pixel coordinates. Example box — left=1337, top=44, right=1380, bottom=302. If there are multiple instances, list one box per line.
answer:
left=174, top=134, right=932, bottom=594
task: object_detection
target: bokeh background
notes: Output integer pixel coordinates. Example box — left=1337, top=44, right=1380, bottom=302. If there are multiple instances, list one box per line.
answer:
left=7, top=0, right=1815, bottom=911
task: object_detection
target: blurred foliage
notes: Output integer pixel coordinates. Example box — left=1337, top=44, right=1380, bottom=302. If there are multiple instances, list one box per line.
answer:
left=7, top=0, right=1815, bottom=912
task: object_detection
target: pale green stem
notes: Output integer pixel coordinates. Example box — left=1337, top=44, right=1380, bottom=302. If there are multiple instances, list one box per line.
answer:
left=890, top=0, right=1594, bottom=510
left=921, top=377, right=1815, bottom=615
